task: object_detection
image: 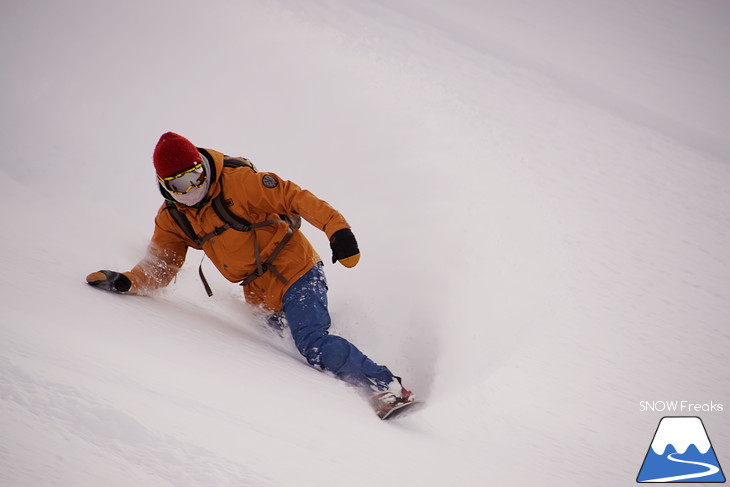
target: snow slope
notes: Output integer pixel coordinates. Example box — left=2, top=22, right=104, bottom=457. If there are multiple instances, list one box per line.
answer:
left=2, top=0, right=729, bottom=485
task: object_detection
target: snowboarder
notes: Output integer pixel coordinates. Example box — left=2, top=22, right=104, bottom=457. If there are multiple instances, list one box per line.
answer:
left=86, top=132, right=414, bottom=418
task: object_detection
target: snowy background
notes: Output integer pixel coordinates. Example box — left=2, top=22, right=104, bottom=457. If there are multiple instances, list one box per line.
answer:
left=2, top=0, right=729, bottom=485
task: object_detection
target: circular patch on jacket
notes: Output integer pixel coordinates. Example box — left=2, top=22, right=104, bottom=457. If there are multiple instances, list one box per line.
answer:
left=262, top=174, right=279, bottom=188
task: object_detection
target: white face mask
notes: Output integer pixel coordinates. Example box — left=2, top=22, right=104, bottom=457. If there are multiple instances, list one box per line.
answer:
left=170, top=153, right=212, bottom=206
left=172, top=183, right=208, bottom=206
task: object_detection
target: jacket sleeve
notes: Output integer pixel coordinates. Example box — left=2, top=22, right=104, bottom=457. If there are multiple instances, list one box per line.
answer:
left=124, top=205, right=189, bottom=293
left=239, top=171, right=351, bottom=238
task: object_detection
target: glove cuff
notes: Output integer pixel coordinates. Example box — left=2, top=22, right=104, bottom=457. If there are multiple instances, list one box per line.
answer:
left=339, top=254, right=360, bottom=268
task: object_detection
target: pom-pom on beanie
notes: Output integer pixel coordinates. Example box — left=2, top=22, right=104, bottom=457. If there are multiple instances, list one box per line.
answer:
left=153, top=132, right=202, bottom=178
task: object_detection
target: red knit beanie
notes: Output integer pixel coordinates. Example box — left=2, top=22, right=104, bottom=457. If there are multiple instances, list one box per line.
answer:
left=153, top=132, right=202, bottom=178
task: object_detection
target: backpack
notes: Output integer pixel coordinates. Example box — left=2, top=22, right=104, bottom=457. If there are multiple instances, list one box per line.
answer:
left=162, top=155, right=302, bottom=297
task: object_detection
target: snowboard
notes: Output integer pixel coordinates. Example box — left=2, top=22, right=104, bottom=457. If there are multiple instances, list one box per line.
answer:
left=377, top=399, right=421, bottom=420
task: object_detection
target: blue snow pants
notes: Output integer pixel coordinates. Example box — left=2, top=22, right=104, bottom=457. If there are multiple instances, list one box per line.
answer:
left=281, top=262, right=394, bottom=390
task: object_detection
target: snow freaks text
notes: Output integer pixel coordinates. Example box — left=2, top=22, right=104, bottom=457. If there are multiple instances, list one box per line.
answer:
left=639, top=401, right=724, bottom=413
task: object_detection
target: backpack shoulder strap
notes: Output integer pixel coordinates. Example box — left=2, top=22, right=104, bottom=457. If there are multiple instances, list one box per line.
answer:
left=215, top=158, right=282, bottom=230
left=223, top=156, right=257, bottom=172
left=211, top=192, right=254, bottom=231
left=164, top=200, right=203, bottom=247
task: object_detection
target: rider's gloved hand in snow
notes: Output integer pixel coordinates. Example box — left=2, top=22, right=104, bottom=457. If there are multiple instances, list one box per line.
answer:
left=86, top=270, right=132, bottom=293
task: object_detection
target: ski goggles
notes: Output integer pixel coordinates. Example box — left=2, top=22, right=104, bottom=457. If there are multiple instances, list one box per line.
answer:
left=158, top=163, right=206, bottom=194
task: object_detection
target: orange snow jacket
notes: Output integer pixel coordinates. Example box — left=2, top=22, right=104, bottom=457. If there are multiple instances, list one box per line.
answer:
left=125, top=148, right=350, bottom=311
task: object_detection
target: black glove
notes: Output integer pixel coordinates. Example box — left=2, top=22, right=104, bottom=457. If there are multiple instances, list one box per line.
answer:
left=86, top=270, right=132, bottom=293
left=329, top=228, right=360, bottom=268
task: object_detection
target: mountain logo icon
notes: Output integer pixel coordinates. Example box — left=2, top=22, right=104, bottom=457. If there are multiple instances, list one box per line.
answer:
left=637, top=416, right=725, bottom=483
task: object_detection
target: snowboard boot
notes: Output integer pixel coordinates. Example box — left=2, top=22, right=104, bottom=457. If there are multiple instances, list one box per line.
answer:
left=370, top=377, right=415, bottom=420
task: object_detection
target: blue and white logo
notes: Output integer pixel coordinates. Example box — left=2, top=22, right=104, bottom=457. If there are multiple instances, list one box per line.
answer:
left=637, top=416, right=725, bottom=483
